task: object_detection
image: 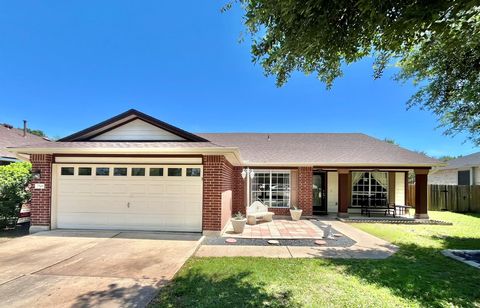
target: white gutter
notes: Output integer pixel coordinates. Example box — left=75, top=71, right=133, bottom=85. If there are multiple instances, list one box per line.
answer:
left=7, top=146, right=244, bottom=166
left=7, top=147, right=442, bottom=168
left=244, top=161, right=444, bottom=168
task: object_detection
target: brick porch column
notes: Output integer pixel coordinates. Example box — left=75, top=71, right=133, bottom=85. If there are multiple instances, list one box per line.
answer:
left=414, top=169, right=429, bottom=219
left=337, top=169, right=350, bottom=218
left=202, top=155, right=225, bottom=233
left=298, top=167, right=313, bottom=215
left=30, top=154, right=53, bottom=232
left=232, top=166, right=245, bottom=214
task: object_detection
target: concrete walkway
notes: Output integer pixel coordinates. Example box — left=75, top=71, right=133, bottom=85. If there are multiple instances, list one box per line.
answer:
left=0, top=230, right=202, bottom=307
left=196, top=219, right=397, bottom=259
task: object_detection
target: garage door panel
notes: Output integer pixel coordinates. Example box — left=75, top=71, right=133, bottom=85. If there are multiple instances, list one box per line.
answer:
left=55, top=164, right=203, bottom=232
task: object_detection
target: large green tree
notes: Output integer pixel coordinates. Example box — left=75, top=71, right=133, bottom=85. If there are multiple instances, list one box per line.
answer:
left=237, top=1, right=480, bottom=143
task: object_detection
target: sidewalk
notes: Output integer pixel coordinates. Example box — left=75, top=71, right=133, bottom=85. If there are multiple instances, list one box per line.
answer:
left=196, top=219, right=397, bottom=259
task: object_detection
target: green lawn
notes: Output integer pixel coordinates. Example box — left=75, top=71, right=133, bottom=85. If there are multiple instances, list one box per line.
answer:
left=152, top=212, right=480, bottom=307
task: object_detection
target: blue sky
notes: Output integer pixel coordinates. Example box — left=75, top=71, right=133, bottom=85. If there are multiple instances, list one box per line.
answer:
left=0, top=1, right=477, bottom=157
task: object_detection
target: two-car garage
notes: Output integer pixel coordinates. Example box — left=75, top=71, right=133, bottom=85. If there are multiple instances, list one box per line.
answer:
left=51, top=158, right=203, bottom=232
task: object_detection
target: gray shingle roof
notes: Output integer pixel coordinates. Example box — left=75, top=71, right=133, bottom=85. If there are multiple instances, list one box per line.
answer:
left=8, top=141, right=220, bottom=149
left=436, top=152, right=480, bottom=170
left=8, top=132, right=440, bottom=167
left=0, top=125, right=48, bottom=159
left=199, top=133, right=439, bottom=166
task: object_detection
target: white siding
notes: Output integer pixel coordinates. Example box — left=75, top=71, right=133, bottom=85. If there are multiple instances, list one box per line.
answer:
left=327, top=172, right=338, bottom=213
left=429, top=169, right=458, bottom=185
left=91, top=119, right=186, bottom=141
left=474, top=167, right=480, bottom=185
left=395, top=172, right=405, bottom=205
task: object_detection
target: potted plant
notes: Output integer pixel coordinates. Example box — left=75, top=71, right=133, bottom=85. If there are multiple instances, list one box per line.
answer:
left=289, top=205, right=302, bottom=221
left=231, top=212, right=247, bottom=233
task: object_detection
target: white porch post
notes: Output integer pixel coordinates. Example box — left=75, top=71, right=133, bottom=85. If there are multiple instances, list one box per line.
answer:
left=241, top=168, right=255, bottom=213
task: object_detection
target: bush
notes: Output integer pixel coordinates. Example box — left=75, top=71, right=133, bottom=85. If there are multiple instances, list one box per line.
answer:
left=0, top=162, right=32, bottom=229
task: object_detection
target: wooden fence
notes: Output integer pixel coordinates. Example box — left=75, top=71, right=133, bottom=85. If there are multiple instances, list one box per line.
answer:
left=407, top=184, right=480, bottom=213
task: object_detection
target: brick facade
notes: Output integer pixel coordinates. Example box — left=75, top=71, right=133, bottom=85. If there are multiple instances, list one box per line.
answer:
left=30, top=154, right=53, bottom=227
left=232, top=166, right=245, bottom=214
left=230, top=166, right=313, bottom=216
left=202, top=155, right=233, bottom=231
left=298, top=167, right=313, bottom=215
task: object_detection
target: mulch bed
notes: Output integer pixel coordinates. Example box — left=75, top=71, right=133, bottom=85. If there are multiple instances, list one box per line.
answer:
left=339, top=218, right=452, bottom=225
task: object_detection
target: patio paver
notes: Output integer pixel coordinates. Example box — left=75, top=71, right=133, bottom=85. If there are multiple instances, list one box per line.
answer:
left=197, top=218, right=397, bottom=259
left=223, top=219, right=325, bottom=239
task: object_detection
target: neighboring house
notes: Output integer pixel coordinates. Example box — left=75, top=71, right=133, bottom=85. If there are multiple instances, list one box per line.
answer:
left=429, top=152, right=480, bottom=185
left=0, top=123, right=49, bottom=165
left=8, top=109, right=440, bottom=234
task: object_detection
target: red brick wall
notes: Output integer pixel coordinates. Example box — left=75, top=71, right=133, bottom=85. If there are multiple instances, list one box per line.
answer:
left=30, top=154, right=53, bottom=227
left=232, top=166, right=245, bottom=214
left=298, top=167, right=313, bottom=215
left=202, top=155, right=233, bottom=231
left=231, top=167, right=313, bottom=216
left=220, top=158, right=233, bottom=229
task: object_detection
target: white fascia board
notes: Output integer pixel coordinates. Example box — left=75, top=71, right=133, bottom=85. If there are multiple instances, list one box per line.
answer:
left=8, top=146, right=243, bottom=166
left=244, top=162, right=442, bottom=168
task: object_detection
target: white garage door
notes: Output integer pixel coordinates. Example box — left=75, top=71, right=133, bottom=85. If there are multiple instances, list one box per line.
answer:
left=54, top=164, right=203, bottom=232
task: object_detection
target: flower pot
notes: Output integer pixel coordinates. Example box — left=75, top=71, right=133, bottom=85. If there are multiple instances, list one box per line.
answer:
left=231, top=218, right=247, bottom=233
left=290, top=209, right=303, bottom=221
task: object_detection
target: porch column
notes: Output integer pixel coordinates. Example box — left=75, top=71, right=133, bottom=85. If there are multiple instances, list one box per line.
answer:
left=298, top=167, right=313, bottom=216
left=414, top=169, right=429, bottom=219
left=30, top=154, right=53, bottom=232
left=337, top=169, right=349, bottom=218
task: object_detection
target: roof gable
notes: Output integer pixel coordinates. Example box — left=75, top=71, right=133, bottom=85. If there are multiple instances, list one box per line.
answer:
left=58, top=109, right=208, bottom=142
left=91, top=119, right=186, bottom=141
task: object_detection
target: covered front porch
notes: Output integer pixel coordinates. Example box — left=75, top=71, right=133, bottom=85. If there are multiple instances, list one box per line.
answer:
left=312, top=167, right=429, bottom=220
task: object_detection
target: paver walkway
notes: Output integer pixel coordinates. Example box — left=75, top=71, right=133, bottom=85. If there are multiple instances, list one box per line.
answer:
left=223, top=219, right=324, bottom=239
left=197, top=218, right=397, bottom=259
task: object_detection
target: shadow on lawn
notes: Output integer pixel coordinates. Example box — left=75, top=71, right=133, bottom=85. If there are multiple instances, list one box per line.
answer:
left=329, top=239, right=480, bottom=307
left=152, top=270, right=299, bottom=308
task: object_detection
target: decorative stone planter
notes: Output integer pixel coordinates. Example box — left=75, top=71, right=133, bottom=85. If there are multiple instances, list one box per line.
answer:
left=231, top=218, right=247, bottom=233
left=289, top=209, right=303, bottom=221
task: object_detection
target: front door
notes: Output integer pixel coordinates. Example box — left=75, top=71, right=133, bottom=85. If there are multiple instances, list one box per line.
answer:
left=312, top=172, right=327, bottom=215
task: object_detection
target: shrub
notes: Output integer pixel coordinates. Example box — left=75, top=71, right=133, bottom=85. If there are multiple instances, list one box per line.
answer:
left=0, top=162, right=32, bottom=229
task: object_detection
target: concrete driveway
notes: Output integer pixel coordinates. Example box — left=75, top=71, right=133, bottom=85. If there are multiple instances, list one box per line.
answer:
left=0, top=230, right=202, bottom=307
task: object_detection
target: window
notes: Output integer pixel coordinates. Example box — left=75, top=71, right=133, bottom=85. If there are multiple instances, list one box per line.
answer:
left=251, top=171, right=290, bottom=208
left=114, top=168, right=127, bottom=176
left=458, top=170, right=470, bottom=185
left=131, top=168, right=145, bottom=176
left=351, top=172, right=388, bottom=206
left=149, top=168, right=163, bottom=176
left=168, top=168, right=182, bottom=176
left=96, top=167, right=110, bottom=176
left=186, top=168, right=201, bottom=177
left=61, top=167, right=74, bottom=176
left=78, top=167, right=92, bottom=176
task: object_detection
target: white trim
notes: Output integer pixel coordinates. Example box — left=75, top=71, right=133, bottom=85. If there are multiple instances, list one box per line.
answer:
left=55, top=156, right=202, bottom=164
left=250, top=169, right=291, bottom=208
left=51, top=164, right=58, bottom=229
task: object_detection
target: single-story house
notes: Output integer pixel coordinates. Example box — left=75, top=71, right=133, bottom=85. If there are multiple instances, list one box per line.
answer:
left=429, top=152, right=480, bottom=185
left=8, top=109, right=440, bottom=234
left=0, top=122, right=49, bottom=165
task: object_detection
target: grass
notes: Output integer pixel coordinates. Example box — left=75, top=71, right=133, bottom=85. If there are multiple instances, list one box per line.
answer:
left=152, top=212, right=480, bottom=307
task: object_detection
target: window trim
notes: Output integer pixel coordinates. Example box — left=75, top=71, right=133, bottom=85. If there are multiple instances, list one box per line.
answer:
left=250, top=170, right=291, bottom=208
left=167, top=167, right=183, bottom=177
left=78, top=167, right=92, bottom=176
left=351, top=171, right=389, bottom=207
left=186, top=167, right=201, bottom=177
left=60, top=167, right=75, bottom=176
